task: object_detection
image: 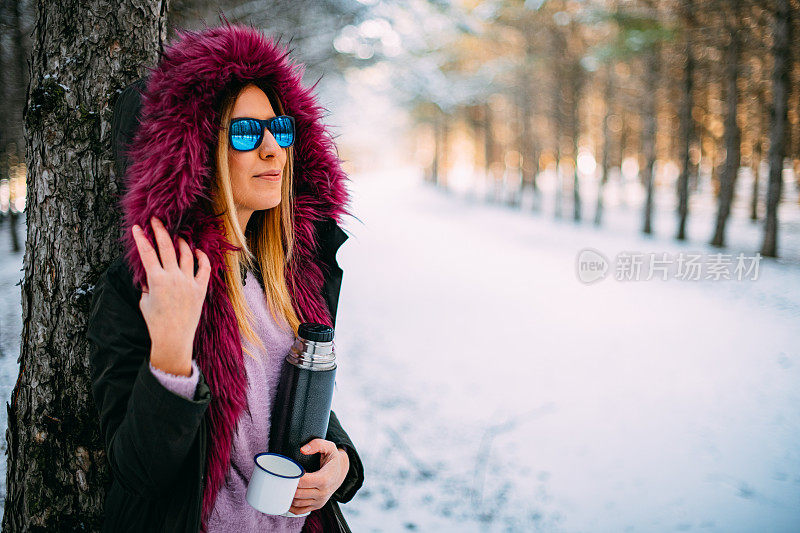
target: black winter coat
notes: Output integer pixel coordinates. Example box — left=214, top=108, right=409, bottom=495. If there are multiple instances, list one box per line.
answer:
left=87, top=217, right=363, bottom=532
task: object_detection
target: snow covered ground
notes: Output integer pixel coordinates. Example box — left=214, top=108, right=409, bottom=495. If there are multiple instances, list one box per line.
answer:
left=0, top=216, right=23, bottom=518
left=0, top=166, right=798, bottom=532
left=331, top=167, right=800, bottom=532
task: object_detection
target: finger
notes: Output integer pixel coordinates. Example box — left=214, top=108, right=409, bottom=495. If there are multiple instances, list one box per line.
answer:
left=132, top=225, right=161, bottom=285
left=288, top=504, right=317, bottom=515
left=296, top=469, right=331, bottom=490
left=292, top=487, right=321, bottom=499
left=151, top=216, right=179, bottom=270
left=194, top=249, right=211, bottom=289
left=300, top=439, right=336, bottom=456
left=177, top=238, right=193, bottom=277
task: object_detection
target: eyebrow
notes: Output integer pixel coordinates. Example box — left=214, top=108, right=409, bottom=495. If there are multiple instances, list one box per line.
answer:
left=231, top=113, right=277, bottom=120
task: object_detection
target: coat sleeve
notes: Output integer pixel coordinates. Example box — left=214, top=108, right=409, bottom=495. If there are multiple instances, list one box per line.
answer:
left=326, top=410, right=364, bottom=504
left=87, top=260, right=211, bottom=500
left=316, top=217, right=364, bottom=504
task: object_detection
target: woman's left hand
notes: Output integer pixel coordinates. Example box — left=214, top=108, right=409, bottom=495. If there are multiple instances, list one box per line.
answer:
left=289, top=438, right=350, bottom=515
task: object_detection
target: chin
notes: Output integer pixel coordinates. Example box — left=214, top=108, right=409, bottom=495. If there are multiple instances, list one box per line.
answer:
left=254, top=199, right=282, bottom=211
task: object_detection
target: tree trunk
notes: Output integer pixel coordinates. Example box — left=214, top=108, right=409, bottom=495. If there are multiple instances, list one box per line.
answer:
left=521, top=91, right=539, bottom=198
left=551, top=30, right=565, bottom=220
left=711, top=8, right=741, bottom=248
left=9, top=0, right=29, bottom=159
left=516, top=71, right=538, bottom=208
left=750, top=139, right=761, bottom=221
left=677, top=3, right=694, bottom=241
left=570, top=60, right=583, bottom=223
left=2, top=0, right=168, bottom=529
left=761, top=0, right=790, bottom=258
left=483, top=102, right=497, bottom=202
left=618, top=112, right=629, bottom=208
left=9, top=209, right=21, bottom=253
left=7, top=0, right=29, bottom=254
left=518, top=22, right=539, bottom=207
left=641, top=49, right=658, bottom=235
left=431, top=117, right=441, bottom=186
left=595, top=68, right=613, bottom=226
left=438, top=112, right=449, bottom=189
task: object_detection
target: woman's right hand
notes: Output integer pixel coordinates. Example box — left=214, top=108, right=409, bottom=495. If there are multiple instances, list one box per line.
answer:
left=131, top=216, right=211, bottom=377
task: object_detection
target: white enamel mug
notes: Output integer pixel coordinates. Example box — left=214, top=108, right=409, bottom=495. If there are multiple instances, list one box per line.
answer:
left=246, top=452, right=305, bottom=515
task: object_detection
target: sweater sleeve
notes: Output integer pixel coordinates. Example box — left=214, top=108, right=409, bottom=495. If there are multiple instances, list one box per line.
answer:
left=88, top=262, right=211, bottom=500
left=149, top=359, right=200, bottom=400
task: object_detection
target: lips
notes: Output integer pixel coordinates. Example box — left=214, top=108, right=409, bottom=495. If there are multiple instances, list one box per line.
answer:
left=254, top=171, right=281, bottom=181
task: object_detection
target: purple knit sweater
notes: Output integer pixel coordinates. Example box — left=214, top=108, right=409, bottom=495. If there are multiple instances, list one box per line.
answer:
left=149, top=269, right=306, bottom=532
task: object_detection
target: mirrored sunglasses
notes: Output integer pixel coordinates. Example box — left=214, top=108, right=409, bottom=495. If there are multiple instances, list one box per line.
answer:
left=229, top=115, right=295, bottom=150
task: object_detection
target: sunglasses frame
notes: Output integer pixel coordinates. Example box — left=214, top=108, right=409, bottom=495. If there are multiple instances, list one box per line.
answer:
left=228, top=115, right=296, bottom=151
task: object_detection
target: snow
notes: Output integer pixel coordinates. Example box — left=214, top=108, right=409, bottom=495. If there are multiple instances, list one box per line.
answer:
left=0, top=219, right=23, bottom=517
left=0, top=166, right=797, bottom=531
left=330, top=167, right=800, bottom=532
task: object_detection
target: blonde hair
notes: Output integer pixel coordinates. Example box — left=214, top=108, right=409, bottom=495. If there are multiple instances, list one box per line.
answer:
left=211, top=80, right=302, bottom=359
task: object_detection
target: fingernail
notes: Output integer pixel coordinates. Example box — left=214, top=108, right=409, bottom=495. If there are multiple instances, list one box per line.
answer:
left=132, top=225, right=140, bottom=233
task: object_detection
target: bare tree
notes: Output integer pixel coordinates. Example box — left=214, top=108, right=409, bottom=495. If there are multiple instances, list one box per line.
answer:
left=641, top=46, right=659, bottom=235
left=676, top=0, right=696, bottom=240
left=761, top=0, right=791, bottom=257
left=711, top=0, right=743, bottom=247
left=595, top=67, right=614, bottom=226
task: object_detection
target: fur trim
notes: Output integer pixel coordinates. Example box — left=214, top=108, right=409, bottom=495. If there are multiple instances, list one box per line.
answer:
left=118, top=22, right=351, bottom=528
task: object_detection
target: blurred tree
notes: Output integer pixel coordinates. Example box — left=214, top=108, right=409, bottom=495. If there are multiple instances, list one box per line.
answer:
left=710, top=0, right=744, bottom=247
left=2, top=0, right=167, bottom=529
left=388, top=0, right=799, bottom=258
left=761, top=0, right=791, bottom=257
left=168, top=0, right=371, bottom=88
left=0, top=0, right=31, bottom=253
left=594, top=65, right=615, bottom=226
left=676, top=0, right=696, bottom=240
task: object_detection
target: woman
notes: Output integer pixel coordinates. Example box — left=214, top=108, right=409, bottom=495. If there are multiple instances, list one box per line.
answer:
left=87, top=23, right=363, bottom=532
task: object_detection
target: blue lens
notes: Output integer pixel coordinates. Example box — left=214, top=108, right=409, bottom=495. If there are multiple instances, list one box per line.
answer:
left=230, top=119, right=262, bottom=151
left=270, top=116, right=294, bottom=148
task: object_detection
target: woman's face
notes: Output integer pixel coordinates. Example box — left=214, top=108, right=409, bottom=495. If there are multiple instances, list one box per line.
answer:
left=228, top=83, right=288, bottom=229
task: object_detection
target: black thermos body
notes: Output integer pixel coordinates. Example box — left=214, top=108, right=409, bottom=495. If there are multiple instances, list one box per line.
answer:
left=268, top=323, right=337, bottom=474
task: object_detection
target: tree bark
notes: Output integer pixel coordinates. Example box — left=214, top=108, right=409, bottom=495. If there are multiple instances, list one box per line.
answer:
left=761, top=0, right=790, bottom=258
left=2, top=0, right=168, bottom=529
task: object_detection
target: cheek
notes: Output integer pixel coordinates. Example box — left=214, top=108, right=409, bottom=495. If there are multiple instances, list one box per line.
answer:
left=228, top=151, right=245, bottom=179
left=226, top=153, right=251, bottom=207
left=228, top=152, right=252, bottom=192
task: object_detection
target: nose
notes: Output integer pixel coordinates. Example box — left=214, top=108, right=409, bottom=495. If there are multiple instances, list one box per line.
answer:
left=259, top=129, right=282, bottom=160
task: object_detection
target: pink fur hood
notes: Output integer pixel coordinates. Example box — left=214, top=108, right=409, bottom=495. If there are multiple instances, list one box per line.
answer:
left=117, top=22, right=351, bottom=527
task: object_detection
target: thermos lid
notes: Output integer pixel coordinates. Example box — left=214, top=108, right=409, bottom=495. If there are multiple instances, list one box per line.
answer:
left=298, top=323, right=334, bottom=343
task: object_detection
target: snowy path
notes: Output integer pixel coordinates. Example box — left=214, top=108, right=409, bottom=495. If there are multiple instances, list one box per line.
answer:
left=332, top=168, right=800, bottom=532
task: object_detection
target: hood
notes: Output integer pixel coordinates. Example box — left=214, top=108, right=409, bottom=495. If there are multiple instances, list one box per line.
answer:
left=113, top=22, right=351, bottom=527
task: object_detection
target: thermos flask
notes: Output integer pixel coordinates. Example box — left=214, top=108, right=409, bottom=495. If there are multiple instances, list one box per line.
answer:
left=268, top=322, right=337, bottom=474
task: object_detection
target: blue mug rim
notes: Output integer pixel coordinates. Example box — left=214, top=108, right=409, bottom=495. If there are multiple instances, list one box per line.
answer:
left=253, top=452, right=305, bottom=479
